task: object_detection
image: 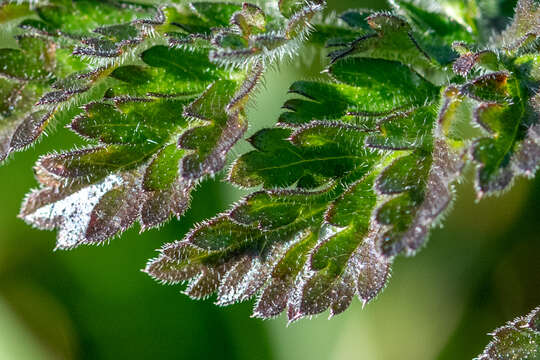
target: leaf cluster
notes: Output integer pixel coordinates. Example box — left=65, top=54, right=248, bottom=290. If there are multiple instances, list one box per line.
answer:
left=1, top=0, right=539, bottom=341
left=1, top=0, right=323, bottom=248
left=147, top=0, right=540, bottom=321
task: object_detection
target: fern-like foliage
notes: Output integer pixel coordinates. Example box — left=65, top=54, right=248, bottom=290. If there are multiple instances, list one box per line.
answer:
left=0, top=0, right=323, bottom=249
left=476, top=306, right=540, bottom=360
left=1, top=0, right=539, bottom=343
left=146, top=0, right=540, bottom=322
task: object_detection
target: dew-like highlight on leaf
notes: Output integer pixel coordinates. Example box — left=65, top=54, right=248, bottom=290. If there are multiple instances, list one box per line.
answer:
left=21, top=174, right=124, bottom=250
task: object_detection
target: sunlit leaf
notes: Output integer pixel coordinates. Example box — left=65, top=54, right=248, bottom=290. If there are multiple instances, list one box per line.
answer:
left=1, top=0, right=539, bottom=335
left=16, top=2, right=322, bottom=247
left=143, top=0, right=540, bottom=321
left=147, top=21, right=469, bottom=318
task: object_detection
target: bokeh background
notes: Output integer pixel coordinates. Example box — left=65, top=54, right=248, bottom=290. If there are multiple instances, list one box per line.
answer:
left=1, top=0, right=538, bottom=359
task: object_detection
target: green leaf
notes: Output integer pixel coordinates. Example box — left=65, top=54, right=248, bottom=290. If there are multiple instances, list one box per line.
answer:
left=451, top=43, right=500, bottom=76
left=140, top=46, right=220, bottom=82
left=0, top=2, right=155, bottom=162
left=465, top=68, right=540, bottom=196
left=209, top=1, right=324, bottom=67
left=279, top=0, right=324, bottom=19
left=279, top=58, right=438, bottom=125
left=498, top=0, right=540, bottom=51
left=392, top=0, right=474, bottom=64
left=0, top=35, right=54, bottom=80
left=229, top=125, right=378, bottom=189
left=71, top=98, right=189, bottom=145
left=36, top=144, right=159, bottom=185
left=1, top=0, right=323, bottom=165
left=147, top=6, right=482, bottom=319
left=3, top=0, right=539, bottom=329
left=34, top=0, right=154, bottom=36
left=18, top=2, right=322, bottom=247
left=0, top=3, right=31, bottom=23
left=178, top=78, right=250, bottom=179
left=330, top=12, right=448, bottom=85
left=0, top=36, right=56, bottom=160
left=475, top=306, right=540, bottom=360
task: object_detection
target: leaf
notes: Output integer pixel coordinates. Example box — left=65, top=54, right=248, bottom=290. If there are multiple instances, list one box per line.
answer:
left=146, top=5, right=485, bottom=319
left=0, top=2, right=156, bottom=162
left=147, top=120, right=393, bottom=320
left=0, top=3, right=31, bottom=23
left=20, top=65, right=257, bottom=248
left=0, top=35, right=54, bottom=80
left=475, top=306, right=540, bottom=360
left=0, top=36, right=56, bottom=161
left=1, top=0, right=324, bottom=165
left=309, top=10, right=368, bottom=47
left=0, top=1, right=232, bottom=163
left=278, top=57, right=438, bottom=125
left=229, top=125, right=378, bottom=189
left=18, top=2, right=322, bottom=247
left=3, top=0, right=539, bottom=329
left=330, top=12, right=448, bottom=85
left=209, top=1, right=324, bottom=67
left=279, top=0, right=325, bottom=19
left=498, top=0, right=540, bottom=51
left=178, top=78, right=249, bottom=179
left=451, top=43, right=500, bottom=76
left=444, top=2, right=540, bottom=197
left=391, top=0, right=474, bottom=64
left=146, top=73, right=458, bottom=319
left=31, top=0, right=154, bottom=36
left=21, top=173, right=129, bottom=249
left=465, top=67, right=540, bottom=196
left=71, top=98, right=188, bottom=145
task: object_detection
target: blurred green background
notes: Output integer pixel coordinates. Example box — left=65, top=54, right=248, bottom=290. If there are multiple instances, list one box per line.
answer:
left=0, top=1, right=538, bottom=359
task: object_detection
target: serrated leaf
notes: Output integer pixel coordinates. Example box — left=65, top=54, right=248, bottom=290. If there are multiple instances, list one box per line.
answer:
left=1, top=0, right=323, bottom=166
left=16, top=2, right=324, bottom=247
left=0, top=3, right=31, bottom=23
left=279, top=0, right=323, bottom=19
left=230, top=3, right=266, bottom=36
left=71, top=98, right=188, bottom=145
left=21, top=173, right=128, bottom=249
left=4, top=0, right=539, bottom=329
left=499, top=0, right=540, bottom=51
left=34, top=0, right=153, bottom=36
left=0, top=57, right=53, bottom=161
left=475, top=306, right=540, bottom=360
left=178, top=78, right=251, bottom=180
left=279, top=58, right=438, bottom=125
left=140, top=46, right=220, bottom=82
left=330, top=12, right=448, bottom=84
left=467, top=70, right=540, bottom=196
left=453, top=49, right=500, bottom=76
left=392, top=0, right=474, bottom=64
left=229, top=125, right=378, bottom=189
left=146, top=7, right=483, bottom=319
left=0, top=2, right=156, bottom=162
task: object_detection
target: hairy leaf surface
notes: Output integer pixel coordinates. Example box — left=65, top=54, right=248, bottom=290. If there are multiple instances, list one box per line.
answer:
left=2, top=0, right=539, bottom=335
left=147, top=0, right=540, bottom=321
left=16, top=1, right=323, bottom=248
left=475, top=306, right=540, bottom=360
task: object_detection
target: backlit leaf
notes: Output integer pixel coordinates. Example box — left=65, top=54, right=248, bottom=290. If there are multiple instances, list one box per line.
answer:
left=147, top=1, right=540, bottom=320
left=2, top=0, right=539, bottom=336
left=17, top=2, right=322, bottom=247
